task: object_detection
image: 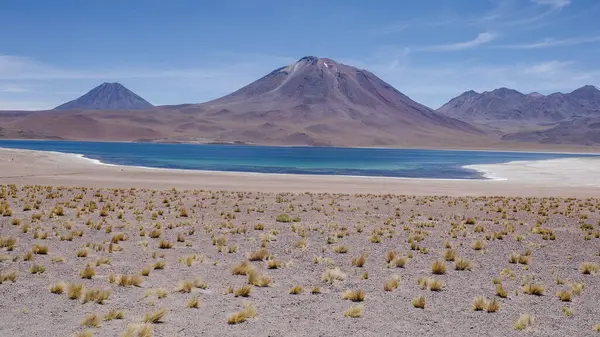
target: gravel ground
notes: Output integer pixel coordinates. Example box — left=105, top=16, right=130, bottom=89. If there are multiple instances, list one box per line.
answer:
left=0, top=186, right=599, bottom=337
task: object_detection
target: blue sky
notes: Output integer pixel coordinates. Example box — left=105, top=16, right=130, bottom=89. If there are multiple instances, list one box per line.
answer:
left=0, top=0, right=599, bottom=110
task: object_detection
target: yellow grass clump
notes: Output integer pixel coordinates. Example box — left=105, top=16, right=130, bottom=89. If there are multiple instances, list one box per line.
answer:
left=322, top=268, right=346, bottom=283
left=289, top=285, right=303, bottom=295
left=412, top=296, right=426, bottom=309
left=81, top=313, right=101, bottom=327
left=122, top=324, right=153, bottom=337
left=144, top=308, right=167, bottom=324
left=342, top=289, right=365, bottom=302
left=343, top=305, right=364, bottom=318
left=431, top=260, right=447, bottom=275
left=227, top=303, right=257, bottom=324
left=104, top=309, right=125, bottom=321
left=50, top=282, right=66, bottom=294
left=68, top=283, right=85, bottom=299
left=514, top=314, right=534, bottom=330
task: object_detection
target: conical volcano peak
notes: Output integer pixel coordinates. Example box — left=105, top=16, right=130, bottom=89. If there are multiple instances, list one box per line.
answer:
left=54, top=82, right=154, bottom=110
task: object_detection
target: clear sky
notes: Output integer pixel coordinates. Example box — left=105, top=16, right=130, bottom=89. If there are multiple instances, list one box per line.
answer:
left=0, top=0, right=598, bottom=110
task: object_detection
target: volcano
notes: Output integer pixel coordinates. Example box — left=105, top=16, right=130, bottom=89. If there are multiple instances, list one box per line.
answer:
left=54, top=82, right=154, bottom=110
left=184, top=56, right=484, bottom=146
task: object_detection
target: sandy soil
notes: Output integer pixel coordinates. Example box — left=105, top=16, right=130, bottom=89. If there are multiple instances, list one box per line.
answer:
left=1, top=185, right=599, bottom=337
left=0, top=148, right=599, bottom=197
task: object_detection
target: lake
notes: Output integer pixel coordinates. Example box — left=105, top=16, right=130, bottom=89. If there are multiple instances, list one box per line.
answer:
left=0, top=140, right=594, bottom=179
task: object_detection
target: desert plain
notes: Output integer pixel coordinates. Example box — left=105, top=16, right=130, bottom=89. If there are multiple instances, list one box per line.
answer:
left=0, top=149, right=599, bottom=337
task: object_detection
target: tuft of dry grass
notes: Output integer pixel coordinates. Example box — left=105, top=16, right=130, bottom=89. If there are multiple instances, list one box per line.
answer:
left=522, top=283, right=545, bottom=296
left=81, top=313, right=101, bottom=327
left=289, top=285, right=303, bottom=295
left=496, top=284, right=508, bottom=298
left=117, top=274, right=144, bottom=287
left=455, top=258, right=472, bottom=271
left=572, top=283, right=585, bottom=295
left=232, top=261, right=255, bottom=275
left=514, top=314, right=534, bottom=330
left=343, top=305, right=364, bottom=318
left=234, top=285, right=253, bottom=297
left=351, top=253, right=367, bottom=267
left=342, top=289, right=365, bottom=302
left=68, top=283, right=85, bottom=299
left=471, top=240, right=485, bottom=250
left=83, top=288, right=112, bottom=304
left=431, top=260, right=447, bottom=275
left=153, top=261, right=166, bottom=270
left=122, top=324, right=153, bottom=337
left=0, top=270, right=17, bottom=283
left=311, top=286, right=321, bottom=294
left=383, top=276, right=399, bottom=291
left=444, top=249, right=456, bottom=261
left=580, top=262, right=599, bottom=275
left=32, top=244, right=48, bottom=255
left=557, top=290, right=572, bottom=302
left=473, top=296, right=487, bottom=311
left=80, top=265, right=97, bottom=279
left=104, top=308, right=125, bottom=321
left=248, top=248, right=269, bottom=261
left=144, top=308, right=167, bottom=324
left=50, top=282, right=66, bottom=294
left=158, top=239, right=173, bottom=249
left=187, top=297, right=201, bottom=308
left=412, top=296, right=426, bottom=309
left=322, top=268, right=346, bottom=284
left=385, top=250, right=398, bottom=263
left=75, top=330, right=93, bottom=337
left=227, top=303, right=257, bottom=324
left=247, top=270, right=272, bottom=287
left=266, top=259, right=282, bottom=269
left=486, top=298, right=500, bottom=313
left=30, top=264, right=46, bottom=274
left=392, top=257, right=408, bottom=268
left=176, top=278, right=208, bottom=293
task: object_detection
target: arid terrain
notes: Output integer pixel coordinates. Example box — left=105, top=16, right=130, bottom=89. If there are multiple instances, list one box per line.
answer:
left=1, top=184, right=599, bottom=337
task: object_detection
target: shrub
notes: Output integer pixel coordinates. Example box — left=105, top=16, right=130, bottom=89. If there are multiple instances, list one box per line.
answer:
left=412, top=296, right=426, bottom=309
left=144, top=308, right=167, bottom=324
left=431, top=260, right=447, bottom=275
left=342, top=289, right=365, bottom=302
left=343, top=305, right=363, bottom=318
left=514, top=314, right=534, bottom=330
left=227, top=303, right=257, bottom=324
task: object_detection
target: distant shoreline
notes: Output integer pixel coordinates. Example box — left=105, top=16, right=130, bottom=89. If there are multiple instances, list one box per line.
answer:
left=1, top=137, right=600, bottom=155
left=1, top=147, right=599, bottom=197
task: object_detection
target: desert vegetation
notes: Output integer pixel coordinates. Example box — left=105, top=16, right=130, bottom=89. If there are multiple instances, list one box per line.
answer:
left=0, top=185, right=599, bottom=336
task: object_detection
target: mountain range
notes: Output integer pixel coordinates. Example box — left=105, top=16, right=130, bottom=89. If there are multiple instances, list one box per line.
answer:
left=0, top=56, right=599, bottom=148
left=437, top=85, right=600, bottom=145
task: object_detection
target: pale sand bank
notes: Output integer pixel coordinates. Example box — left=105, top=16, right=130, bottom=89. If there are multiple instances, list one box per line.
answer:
left=0, top=148, right=599, bottom=197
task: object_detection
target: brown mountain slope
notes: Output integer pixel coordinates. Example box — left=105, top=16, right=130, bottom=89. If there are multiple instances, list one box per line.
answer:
left=0, top=56, right=491, bottom=148
left=437, top=85, right=600, bottom=133
left=502, top=117, right=600, bottom=145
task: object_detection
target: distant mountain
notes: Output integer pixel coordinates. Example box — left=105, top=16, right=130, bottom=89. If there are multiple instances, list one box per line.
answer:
left=54, top=82, right=153, bottom=110
left=186, top=56, right=484, bottom=146
left=502, top=117, right=600, bottom=145
left=437, top=85, right=600, bottom=132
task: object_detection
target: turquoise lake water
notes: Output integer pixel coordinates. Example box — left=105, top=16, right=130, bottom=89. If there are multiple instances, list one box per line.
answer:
left=0, top=140, right=595, bottom=179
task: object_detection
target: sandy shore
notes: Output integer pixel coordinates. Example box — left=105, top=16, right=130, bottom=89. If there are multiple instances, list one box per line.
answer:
left=0, top=148, right=599, bottom=197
